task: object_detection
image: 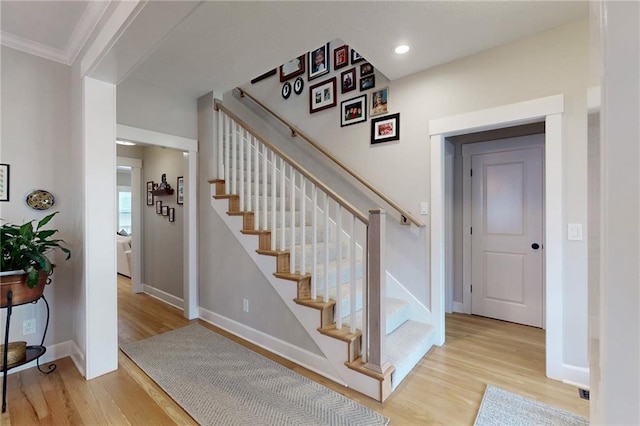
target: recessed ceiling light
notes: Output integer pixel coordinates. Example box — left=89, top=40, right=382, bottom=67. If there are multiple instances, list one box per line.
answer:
left=116, top=140, right=136, bottom=146
left=394, top=45, right=410, bottom=55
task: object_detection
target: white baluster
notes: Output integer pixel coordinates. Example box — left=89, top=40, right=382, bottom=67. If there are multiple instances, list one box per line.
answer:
left=280, top=158, right=286, bottom=251
left=311, top=184, right=318, bottom=299
left=239, top=128, right=245, bottom=211
left=246, top=134, right=252, bottom=212
left=224, top=115, right=230, bottom=188
left=245, top=130, right=251, bottom=212
left=217, top=109, right=223, bottom=179
left=323, top=193, right=329, bottom=302
left=271, top=151, right=277, bottom=250
left=300, top=177, right=306, bottom=275
left=362, top=222, right=368, bottom=364
left=349, top=215, right=356, bottom=334
left=231, top=120, right=237, bottom=195
left=335, top=203, right=342, bottom=329
left=262, top=145, right=268, bottom=230
left=253, top=137, right=259, bottom=230
left=289, top=166, right=296, bottom=273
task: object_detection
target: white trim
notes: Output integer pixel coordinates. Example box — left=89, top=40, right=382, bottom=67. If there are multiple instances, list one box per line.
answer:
left=143, top=284, right=184, bottom=311
left=5, top=340, right=73, bottom=375
left=429, top=94, right=569, bottom=383
left=69, top=340, right=86, bottom=378
left=587, top=86, right=601, bottom=113
left=198, top=307, right=345, bottom=387
left=0, top=31, right=68, bottom=65
left=117, top=124, right=198, bottom=152
left=117, top=156, right=143, bottom=293
left=453, top=302, right=465, bottom=313
left=116, top=156, right=142, bottom=168
left=65, top=1, right=111, bottom=65
left=562, top=364, right=590, bottom=389
left=386, top=271, right=432, bottom=323
left=429, top=134, right=446, bottom=346
left=429, top=94, right=564, bottom=136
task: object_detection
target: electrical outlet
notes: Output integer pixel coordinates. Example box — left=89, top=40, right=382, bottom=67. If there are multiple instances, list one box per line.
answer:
left=23, top=319, right=36, bottom=335
left=243, top=298, right=249, bottom=312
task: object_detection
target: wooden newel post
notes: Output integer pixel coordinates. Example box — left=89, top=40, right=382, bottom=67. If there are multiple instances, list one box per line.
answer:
left=365, top=209, right=390, bottom=374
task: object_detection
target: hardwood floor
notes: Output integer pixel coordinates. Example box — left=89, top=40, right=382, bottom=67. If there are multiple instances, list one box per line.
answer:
left=1, top=275, right=588, bottom=425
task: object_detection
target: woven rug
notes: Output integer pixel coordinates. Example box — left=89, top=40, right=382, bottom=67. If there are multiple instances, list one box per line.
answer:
left=121, top=323, right=389, bottom=426
left=474, top=385, right=589, bottom=426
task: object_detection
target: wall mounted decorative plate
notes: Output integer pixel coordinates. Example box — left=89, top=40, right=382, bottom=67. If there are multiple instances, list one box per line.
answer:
left=25, top=189, right=55, bottom=210
left=293, top=77, right=304, bottom=95
left=281, top=82, right=292, bottom=99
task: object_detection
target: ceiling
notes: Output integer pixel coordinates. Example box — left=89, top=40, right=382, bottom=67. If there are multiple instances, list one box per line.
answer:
left=1, top=1, right=588, bottom=99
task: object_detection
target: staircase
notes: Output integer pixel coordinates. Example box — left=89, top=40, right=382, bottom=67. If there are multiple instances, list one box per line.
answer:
left=209, top=102, right=435, bottom=401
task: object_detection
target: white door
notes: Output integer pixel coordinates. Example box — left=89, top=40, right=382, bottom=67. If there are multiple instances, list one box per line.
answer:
left=471, top=147, right=543, bottom=327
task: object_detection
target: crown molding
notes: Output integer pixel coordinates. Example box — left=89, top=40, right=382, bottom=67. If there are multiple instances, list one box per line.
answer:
left=0, top=1, right=110, bottom=66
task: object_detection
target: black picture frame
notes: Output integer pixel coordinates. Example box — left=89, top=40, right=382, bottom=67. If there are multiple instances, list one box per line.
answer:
left=282, top=82, right=292, bottom=99
left=340, top=94, right=367, bottom=127
left=279, top=54, right=306, bottom=82
left=308, top=43, right=330, bottom=81
left=371, top=113, right=400, bottom=144
left=360, top=62, right=374, bottom=77
left=340, top=68, right=356, bottom=94
left=309, top=77, right=337, bottom=113
left=0, top=163, right=10, bottom=202
left=162, top=205, right=169, bottom=216
left=351, top=49, right=364, bottom=64
left=156, top=200, right=162, bottom=214
left=177, top=176, right=184, bottom=205
left=293, top=77, right=304, bottom=95
left=169, top=207, right=175, bottom=222
left=360, top=75, right=375, bottom=91
left=147, top=191, right=154, bottom=206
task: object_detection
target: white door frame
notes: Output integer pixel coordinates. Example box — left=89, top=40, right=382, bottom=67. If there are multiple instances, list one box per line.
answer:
left=116, top=125, right=199, bottom=319
left=116, top=156, right=143, bottom=293
left=429, top=94, right=564, bottom=380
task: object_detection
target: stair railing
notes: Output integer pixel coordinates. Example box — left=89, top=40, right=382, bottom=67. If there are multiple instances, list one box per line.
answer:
left=215, top=102, right=387, bottom=372
left=236, top=87, right=425, bottom=228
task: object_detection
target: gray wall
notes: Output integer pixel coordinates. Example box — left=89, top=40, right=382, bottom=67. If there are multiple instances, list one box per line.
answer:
left=0, top=46, right=75, bottom=347
left=143, top=146, right=184, bottom=298
left=228, top=20, right=590, bottom=369
left=197, top=93, right=321, bottom=355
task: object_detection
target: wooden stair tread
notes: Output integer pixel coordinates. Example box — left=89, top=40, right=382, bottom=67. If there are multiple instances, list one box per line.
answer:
left=256, top=249, right=288, bottom=256
left=228, top=211, right=252, bottom=217
left=274, top=271, right=311, bottom=281
left=345, top=358, right=395, bottom=381
left=241, top=229, right=270, bottom=235
left=318, top=324, right=361, bottom=342
left=294, top=297, right=335, bottom=310
left=213, top=194, right=238, bottom=200
left=208, top=178, right=224, bottom=184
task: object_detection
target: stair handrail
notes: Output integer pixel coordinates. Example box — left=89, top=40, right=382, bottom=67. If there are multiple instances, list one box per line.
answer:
left=215, top=101, right=369, bottom=225
left=235, top=87, right=425, bottom=227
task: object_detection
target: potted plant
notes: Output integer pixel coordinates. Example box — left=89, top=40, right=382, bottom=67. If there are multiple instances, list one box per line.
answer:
left=0, top=211, right=71, bottom=307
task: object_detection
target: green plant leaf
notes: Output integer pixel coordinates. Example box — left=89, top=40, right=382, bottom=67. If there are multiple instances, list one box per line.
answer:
left=36, top=229, right=56, bottom=240
left=37, top=211, right=58, bottom=230
left=26, top=267, right=39, bottom=288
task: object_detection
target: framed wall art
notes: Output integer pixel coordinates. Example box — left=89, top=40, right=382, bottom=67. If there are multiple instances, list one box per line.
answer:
left=162, top=205, right=169, bottom=216
left=334, top=45, right=349, bottom=70
left=279, top=54, right=306, bottom=82
left=371, top=113, right=400, bottom=144
left=360, top=62, right=374, bottom=77
left=308, top=43, right=330, bottom=80
left=177, top=176, right=184, bottom=204
left=146, top=181, right=154, bottom=205
left=169, top=207, right=175, bottom=222
left=309, top=77, right=337, bottom=113
left=293, top=77, right=304, bottom=95
left=360, top=75, right=375, bottom=91
left=341, top=68, right=356, bottom=94
left=340, top=94, right=367, bottom=127
left=351, top=49, right=364, bottom=64
left=156, top=200, right=162, bottom=214
left=0, top=163, right=10, bottom=202
left=250, top=68, right=276, bottom=84
left=370, top=87, right=388, bottom=116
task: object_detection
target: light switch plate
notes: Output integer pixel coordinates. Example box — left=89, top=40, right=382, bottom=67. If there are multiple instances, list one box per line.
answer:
left=567, top=223, right=583, bottom=241
left=420, top=202, right=429, bottom=215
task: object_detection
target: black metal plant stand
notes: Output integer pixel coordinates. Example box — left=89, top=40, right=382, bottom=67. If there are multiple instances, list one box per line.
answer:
left=1, top=283, right=56, bottom=413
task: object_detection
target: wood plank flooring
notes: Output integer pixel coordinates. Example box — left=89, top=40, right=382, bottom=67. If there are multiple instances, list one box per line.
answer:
left=1, top=275, right=588, bottom=425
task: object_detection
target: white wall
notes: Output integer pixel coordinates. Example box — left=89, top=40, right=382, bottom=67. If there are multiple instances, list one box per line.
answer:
left=143, top=146, right=184, bottom=299
left=233, top=20, right=590, bottom=372
left=0, top=46, right=76, bottom=351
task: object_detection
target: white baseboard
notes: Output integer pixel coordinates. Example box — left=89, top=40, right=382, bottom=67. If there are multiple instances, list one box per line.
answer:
left=453, top=302, right=466, bottom=313
left=69, top=340, right=86, bottom=377
left=198, top=307, right=344, bottom=386
left=6, top=340, right=74, bottom=375
left=562, top=363, right=590, bottom=389
left=143, top=284, right=184, bottom=311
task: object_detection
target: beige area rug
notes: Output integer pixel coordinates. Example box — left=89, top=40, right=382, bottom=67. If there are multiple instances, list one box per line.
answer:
left=121, top=323, right=389, bottom=426
left=474, top=385, right=589, bottom=426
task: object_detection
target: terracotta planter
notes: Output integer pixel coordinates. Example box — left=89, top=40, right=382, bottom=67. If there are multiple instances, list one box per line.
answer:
left=0, top=271, right=49, bottom=308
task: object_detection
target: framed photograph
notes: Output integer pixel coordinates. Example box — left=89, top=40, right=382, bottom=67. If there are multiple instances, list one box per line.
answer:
left=146, top=181, right=154, bottom=192
left=177, top=176, right=184, bottom=205
left=360, top=75, right=375, bottom=91
left=340, top=68, right=356, bottom=94
left=351, top=49, right=364, bottom=64
left=334, top=45, right=349, bottom=70
left=370, top=87, right=388, bottom=116
left=169, top=207, right=175, bottom=223
left=147, top=191, right=154, bottom=206
left=371, top=113, right=400, bottom=144
left=0, top=163, right=9, bottom=202
left=156, top=200, right=162, bottom=214
left=309, top=77, right=337, bottom=113
left=360, top=62, right=374, bottom=77
left=250, top=68, right=276, bottom=84
left=162, top=205, right=169, bottom=216
left=341, top=95, right=367, bottom=127
left=308, top=43, right=330, bottom=80
left=279, top=54, right=306, bottom=82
